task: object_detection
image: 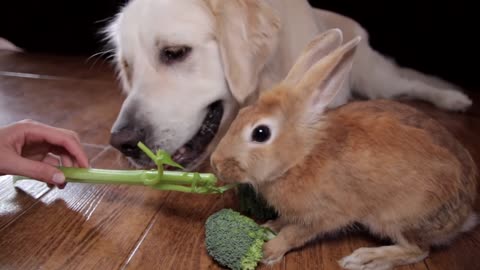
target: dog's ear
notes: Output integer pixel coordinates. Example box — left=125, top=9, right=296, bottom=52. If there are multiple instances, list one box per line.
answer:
left=206, top=0, right=280, bottom=105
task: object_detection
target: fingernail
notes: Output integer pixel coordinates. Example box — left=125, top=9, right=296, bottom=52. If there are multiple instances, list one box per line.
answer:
left=52, top=173, right=65, bottom=184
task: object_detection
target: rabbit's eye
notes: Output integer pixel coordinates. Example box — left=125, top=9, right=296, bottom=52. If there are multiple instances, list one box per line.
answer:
left=251, top=125, right=271, bottom=143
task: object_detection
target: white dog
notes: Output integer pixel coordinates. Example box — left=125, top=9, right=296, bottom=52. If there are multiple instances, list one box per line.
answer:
left=105, top=0, right=472, bottom=170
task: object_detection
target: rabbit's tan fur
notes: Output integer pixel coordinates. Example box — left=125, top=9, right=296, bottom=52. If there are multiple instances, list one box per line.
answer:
left=210, top=29, right=478, bottom=270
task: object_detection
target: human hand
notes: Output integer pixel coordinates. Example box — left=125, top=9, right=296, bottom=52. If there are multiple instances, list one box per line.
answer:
left=0, top=120, right=89, bottom=188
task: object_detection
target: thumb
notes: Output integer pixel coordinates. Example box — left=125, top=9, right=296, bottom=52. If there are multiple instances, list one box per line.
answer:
left=11, top=157, right=66, bottom=185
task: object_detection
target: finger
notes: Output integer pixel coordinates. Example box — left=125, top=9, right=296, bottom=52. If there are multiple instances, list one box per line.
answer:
left=42, top=154, right=61, bottom=167
left=8, top=156, right=66, bottom=185
left=48, top=147, right=75, bottom=167
left=47, top=182, right=67, bottom=190
left=23, top=152, right=49, bottom=162
left=60, top=154, right=74, bottom=167
left=22, top=124, right=90, bottom=168
left=21, top=144, right=50, bottom=160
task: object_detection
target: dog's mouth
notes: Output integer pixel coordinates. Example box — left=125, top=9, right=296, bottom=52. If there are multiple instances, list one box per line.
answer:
left=167, top=100, right=224, bottom=169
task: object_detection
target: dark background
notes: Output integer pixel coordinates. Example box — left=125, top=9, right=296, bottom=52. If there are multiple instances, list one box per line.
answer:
left=0, top=0, right=476, bottom=90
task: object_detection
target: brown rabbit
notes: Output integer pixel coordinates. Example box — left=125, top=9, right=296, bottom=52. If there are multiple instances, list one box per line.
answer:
left=210, top=28, right=478, bottom=270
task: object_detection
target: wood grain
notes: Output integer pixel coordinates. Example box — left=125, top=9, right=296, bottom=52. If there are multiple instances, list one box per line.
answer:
left=0, top=76, right=123, bottom=145
left=123, top=192, right=226, bottom=270
left=0, top=145, right=104, bottom=230
left=0, top=175, right=50, bottom=229
left=0, top=51, right=115, bottom=82
left=0, top=148, right=170, bottom=270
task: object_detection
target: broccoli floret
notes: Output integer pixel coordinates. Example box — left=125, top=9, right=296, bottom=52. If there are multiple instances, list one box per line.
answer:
left=237, top=184, right=278, bottom=221
left=205, top=209, right=276, bottom=270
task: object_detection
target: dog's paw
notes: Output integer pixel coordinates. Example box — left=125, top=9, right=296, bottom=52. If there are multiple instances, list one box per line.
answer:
left=435, top=89, right=472, bottom=112
left=261, top=239, right=286, bottom=265
left=338, top=247, right=394, bottom=270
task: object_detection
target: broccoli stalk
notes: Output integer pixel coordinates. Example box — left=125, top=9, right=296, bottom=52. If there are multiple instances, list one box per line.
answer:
left=205, top=209, right=276, bottom=270
left=13, top=142, right=236, bottom=194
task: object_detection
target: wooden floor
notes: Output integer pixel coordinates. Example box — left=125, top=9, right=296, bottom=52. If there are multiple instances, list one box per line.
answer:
left=0, top=50, right=479, bottom=270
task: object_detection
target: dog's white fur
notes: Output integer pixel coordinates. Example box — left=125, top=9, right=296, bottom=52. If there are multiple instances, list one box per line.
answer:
left=0, top=37, right=23, bottom=52
left=106, top=0, right=472, bottom=169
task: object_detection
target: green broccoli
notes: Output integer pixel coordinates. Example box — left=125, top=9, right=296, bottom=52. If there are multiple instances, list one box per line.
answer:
left=237, top=184, right=278, bottom=221
left=205, top=209, right=276, bottom=270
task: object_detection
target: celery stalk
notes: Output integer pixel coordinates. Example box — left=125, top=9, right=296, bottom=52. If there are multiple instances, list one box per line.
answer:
left=14, top=142, right=236, bottom=194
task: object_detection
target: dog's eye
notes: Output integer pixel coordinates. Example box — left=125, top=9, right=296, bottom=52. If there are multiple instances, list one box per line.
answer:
left=251, top=125, right=271, bottom=143
left=160, top=46, right=192, bottom=64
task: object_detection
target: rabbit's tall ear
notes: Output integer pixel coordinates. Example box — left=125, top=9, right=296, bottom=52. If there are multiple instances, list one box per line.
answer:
left=283, top=29, right=344, bottom=86
left=206, top=0, right=280, bottom=105
left=296, top=36, right=361, bottom=123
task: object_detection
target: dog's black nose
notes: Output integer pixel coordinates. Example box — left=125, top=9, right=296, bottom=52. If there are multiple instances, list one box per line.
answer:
left=110, top=128, right=146, bottom=158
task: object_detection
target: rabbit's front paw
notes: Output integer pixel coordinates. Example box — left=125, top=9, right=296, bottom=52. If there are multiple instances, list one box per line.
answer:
left=262, top=238, right=287, bottom=265
left=262, top=218, right=286, bottom=233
